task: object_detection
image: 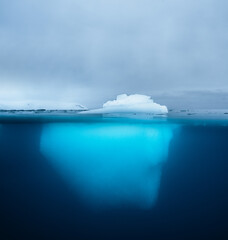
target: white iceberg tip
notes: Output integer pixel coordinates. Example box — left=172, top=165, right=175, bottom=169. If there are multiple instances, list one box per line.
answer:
left=85, top=94, right=168, bottom=114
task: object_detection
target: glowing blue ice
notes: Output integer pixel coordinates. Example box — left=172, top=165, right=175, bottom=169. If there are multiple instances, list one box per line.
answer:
left=40, top=122, right=174, bottom=208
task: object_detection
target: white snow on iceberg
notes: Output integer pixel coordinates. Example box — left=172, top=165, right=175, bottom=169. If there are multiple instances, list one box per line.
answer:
left=84, top=94, right=168, bottom=114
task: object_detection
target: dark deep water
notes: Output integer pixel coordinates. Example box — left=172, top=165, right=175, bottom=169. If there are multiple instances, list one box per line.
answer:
left=0, top=118, right=228, bottom=240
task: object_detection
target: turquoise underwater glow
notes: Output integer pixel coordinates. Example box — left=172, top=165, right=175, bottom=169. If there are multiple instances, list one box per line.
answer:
left=40, top=121, right=174, bottom=208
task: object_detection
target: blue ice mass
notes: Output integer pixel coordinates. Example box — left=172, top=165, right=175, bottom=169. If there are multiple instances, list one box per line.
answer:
left=40, top=121, right=174, bottom=208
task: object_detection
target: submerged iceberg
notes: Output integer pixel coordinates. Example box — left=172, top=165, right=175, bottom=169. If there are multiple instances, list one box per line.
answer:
left=40, top=121, right=174, bottom=208
left=83, top=94, right=168, bottom=114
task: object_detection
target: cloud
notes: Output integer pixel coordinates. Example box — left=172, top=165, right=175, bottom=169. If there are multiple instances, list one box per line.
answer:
left=0, top=0, right=228, bottom=107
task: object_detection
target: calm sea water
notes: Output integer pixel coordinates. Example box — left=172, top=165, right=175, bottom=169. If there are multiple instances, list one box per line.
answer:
left=0, top=114, right=228, bottom=240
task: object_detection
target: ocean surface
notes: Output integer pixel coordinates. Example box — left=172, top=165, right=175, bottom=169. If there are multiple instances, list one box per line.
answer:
left=0, top=111, right=228, bottom=240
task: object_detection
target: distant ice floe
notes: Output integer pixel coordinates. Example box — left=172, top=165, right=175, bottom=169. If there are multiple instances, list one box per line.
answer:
left=0, top=101, right=87, bottom=111
left=84, top=94, right=168, bottom=114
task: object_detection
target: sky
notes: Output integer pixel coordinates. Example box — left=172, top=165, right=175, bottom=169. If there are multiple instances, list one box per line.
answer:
left=0, top=0, right=228, bottom=109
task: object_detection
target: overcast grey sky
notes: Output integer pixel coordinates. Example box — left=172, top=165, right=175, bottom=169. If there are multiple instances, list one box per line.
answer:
left=0, top=0, right=228, bottom=108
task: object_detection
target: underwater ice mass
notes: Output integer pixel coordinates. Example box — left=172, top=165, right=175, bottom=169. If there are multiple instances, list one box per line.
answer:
left=40, top=122, right=173, bottom=208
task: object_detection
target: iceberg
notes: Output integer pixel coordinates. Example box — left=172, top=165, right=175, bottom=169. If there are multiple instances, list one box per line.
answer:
left=40, top=121, right=174, bottom=208
left=83, top=94, right=168, bottom=114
